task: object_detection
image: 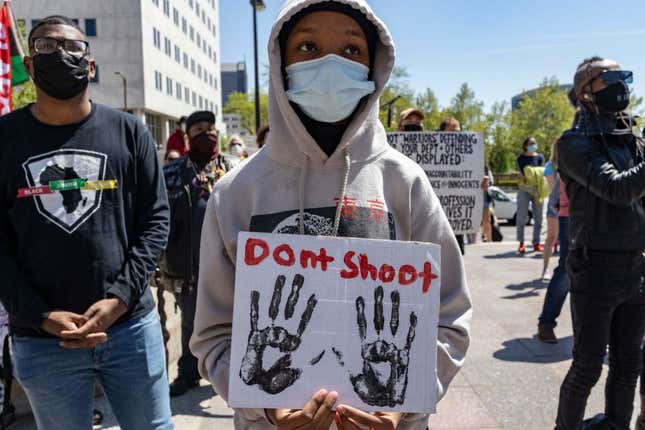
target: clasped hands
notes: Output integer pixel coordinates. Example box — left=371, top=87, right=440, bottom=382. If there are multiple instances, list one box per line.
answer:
left=40, top=298, right=127, bottom=349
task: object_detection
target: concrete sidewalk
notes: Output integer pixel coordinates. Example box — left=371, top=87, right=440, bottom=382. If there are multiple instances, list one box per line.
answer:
left=9, top=242, right=643, bottom=429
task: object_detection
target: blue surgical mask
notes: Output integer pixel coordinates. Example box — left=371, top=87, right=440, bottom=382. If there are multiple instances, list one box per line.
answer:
left=527, top=144, right=538, bottom=152
left=285, top=54, right=375, bottom=123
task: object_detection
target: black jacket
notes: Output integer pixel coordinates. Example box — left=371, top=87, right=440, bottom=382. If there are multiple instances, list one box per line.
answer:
left=558, top=111, right=645, bottom=251
left=162, top=155, right=231, bottom=281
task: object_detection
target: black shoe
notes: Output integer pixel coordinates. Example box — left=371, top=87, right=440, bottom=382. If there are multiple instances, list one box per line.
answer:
left=537, top=325, right=558, bottom=344
left=0, top=405, right=15, bottom=429
left=169, top=377, right=199, bottom=397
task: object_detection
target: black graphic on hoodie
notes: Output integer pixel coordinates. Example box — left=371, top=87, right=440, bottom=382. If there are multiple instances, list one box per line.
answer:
left=250, top=206, right=396, bottom=240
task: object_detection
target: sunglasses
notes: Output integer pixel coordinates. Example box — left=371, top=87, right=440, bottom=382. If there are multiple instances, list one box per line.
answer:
left=599, top=70, right=633, bottom=85
left=31, top=37, right=90, bottom=56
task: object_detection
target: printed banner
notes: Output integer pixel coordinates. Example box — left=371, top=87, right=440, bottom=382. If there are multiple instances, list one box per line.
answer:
left=0, top=3, right=11, bottom=115
left=229, top=232, right=441, bottom=413
left=388, top=132, right=485, bottom=234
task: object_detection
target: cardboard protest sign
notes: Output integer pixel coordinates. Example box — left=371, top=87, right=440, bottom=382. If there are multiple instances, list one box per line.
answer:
left=388, top=132, right=485, bottom=234
left=228, top=232, right=441, bottom=413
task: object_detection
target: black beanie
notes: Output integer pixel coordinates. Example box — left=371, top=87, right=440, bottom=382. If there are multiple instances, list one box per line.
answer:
left=278, top=2, right=378, bottom=72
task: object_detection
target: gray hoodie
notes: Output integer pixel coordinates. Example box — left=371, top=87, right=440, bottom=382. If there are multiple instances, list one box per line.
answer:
left=190, top=0, right=472, bottom=428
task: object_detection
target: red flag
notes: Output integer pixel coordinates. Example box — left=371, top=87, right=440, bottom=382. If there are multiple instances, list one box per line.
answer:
left=0, top=2, right=11, bottom=114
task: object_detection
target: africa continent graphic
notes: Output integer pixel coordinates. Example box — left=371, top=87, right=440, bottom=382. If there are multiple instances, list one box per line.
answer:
left=39, top=164, right=85, bottom=214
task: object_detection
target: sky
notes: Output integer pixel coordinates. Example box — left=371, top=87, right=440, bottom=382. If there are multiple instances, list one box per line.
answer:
left=220, top=0, right=645, bottom=111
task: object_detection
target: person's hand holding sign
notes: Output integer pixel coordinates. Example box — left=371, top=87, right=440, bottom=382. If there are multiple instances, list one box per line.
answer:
left=334, top=286, right=417, bottom=407
left=240, top=274, right=318, bottom=394
left=266, top=389, right=339, bottom=430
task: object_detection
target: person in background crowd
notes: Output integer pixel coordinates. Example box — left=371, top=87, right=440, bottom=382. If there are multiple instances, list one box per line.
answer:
left=228, top=135, right=248, bottom=160
left=537, top=139, right=570, bottom=344
left=164, top=149, right=181, bottom=165
left=481, top=164, right=494, bottom=242
left=556, top=57, right=645, bottom=430
left=439, top=117, right=467, bottom=254
left=398, top=107, right=424, bottom=131
left=190, top=1, right=472, bottom=428
left=256, top=124, right=270, bottom=148
left=166, top=115, right=188, bottom=157
left=541, top=140, right=560, bottom=280
left=0, top=16, right=172, bottom=428
left=516, top=137, right=545, bottom=254
left=162, top=110, right=229, bottom=397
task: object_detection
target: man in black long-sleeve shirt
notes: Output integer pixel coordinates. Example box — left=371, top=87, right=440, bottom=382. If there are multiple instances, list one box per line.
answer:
left=555, top=57, right=645, bottom=430
left=0, top=16, right=173, bottom=428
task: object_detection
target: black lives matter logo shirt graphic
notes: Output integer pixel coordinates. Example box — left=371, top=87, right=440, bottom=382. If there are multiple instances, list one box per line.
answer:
left=21, top=149, right=109, bottom=234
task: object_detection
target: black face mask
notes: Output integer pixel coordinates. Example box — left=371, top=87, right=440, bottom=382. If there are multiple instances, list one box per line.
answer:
left=594, top=81, right=630, bottom=113
left=403, top=124, right=423, bottom=132
left=32, top=51, right=90, bottom=100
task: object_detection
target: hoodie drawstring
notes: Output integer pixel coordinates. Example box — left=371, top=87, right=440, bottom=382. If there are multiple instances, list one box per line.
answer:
left=298, top=155, right=309, bottom=235
left=332, top=148, right=351, bottom=237
left=297, top=148, right=351, bottom=237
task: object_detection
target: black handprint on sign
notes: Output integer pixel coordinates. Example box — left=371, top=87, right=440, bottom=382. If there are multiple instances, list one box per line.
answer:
left=239, top=274, right=318, bottom=394
left=334, top=286, right=417, bottom=407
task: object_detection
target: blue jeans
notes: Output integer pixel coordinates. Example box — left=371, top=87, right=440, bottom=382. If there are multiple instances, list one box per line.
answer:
left=539, top=217, right=570, bottom=327
left=12, top=310, right=173, bottom=429
left=516, top=188, right=543, bottom=244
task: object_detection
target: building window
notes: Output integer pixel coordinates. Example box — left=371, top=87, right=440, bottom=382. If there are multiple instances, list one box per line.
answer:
left=195, top=2, right=200, bottom=17
left=189, top=25, right=194, bottom=41
left=90, top=64, right=99, bottom=83
left=199, top=95, right=203, bottom=109
left=166, top=77, right=173, bottom=96
left=192, top=91, right=196, bottom=107
left=152, top=0, right=159, bottom=6
left=176, top=82, right=182, bottom=100
left=174, top=45, right=180, bottom=63
left=207, top=17, right=211, bottom=29
left=202, top=10, right=206, bottom=24
left=164, top=37, right=171, bottom=56
left=208, top=46, right=212, bottom=59
left=198, top=64, right=202, bottom=79
left=190, top=59, right=195, bottom=74
left=153, top=28, right=160, bottom=48
left=155, top=71, right=162, bottom=91
left=196, top=33, right=201, bottom=47
left=184, top=87, right=190, bottom=103
left=183, top=53, right=188, bottom=69
left=181, top=17, right=187, bottom=34
left=145, top=113, right=163, bottom=148
left=189, top=0, right=193, bottom=8
left=163, top=0, right=170, bottom=16
left=173, top=8, right=179, bottom=25
left=209, top=73, right=213, bottom=88
left=214, top=78, right=217, bottom=90
left=85, top=19, right=97, bottom=37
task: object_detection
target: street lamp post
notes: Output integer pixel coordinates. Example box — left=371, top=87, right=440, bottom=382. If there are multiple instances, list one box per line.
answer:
left=114, top=71, right=127, bottom=111
left=251, top=0, right=265, bottom=134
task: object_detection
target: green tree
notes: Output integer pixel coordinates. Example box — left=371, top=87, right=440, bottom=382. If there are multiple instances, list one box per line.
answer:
left=415, top=88, right=445, bottom=130
left=509, top=77, right=575, bottom=162
left=12, top=81, right=36, bottom=109
left=485, top=101, right=514, bottom=173
left=379, top=66, right=415, bottom=131
left=445, top=83, right=486, bottom=133
left=223, top=91, right=268, bottom=134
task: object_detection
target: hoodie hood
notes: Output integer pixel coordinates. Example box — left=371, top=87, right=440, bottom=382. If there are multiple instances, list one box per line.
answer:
left=266, top=0, right=395, bottom=168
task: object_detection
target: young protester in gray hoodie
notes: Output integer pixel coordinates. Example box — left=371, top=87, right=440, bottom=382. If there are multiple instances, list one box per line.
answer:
left=191, top=1, right=472, bottom=428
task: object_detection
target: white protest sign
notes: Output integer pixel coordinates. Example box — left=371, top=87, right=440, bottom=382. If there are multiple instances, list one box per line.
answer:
left=388, top=132, right=485, bottom=234
left=229, top=232, right=441, bottom=413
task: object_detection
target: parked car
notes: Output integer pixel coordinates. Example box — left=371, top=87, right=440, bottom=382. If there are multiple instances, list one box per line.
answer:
left=488, top=186, right=532, bottom=226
